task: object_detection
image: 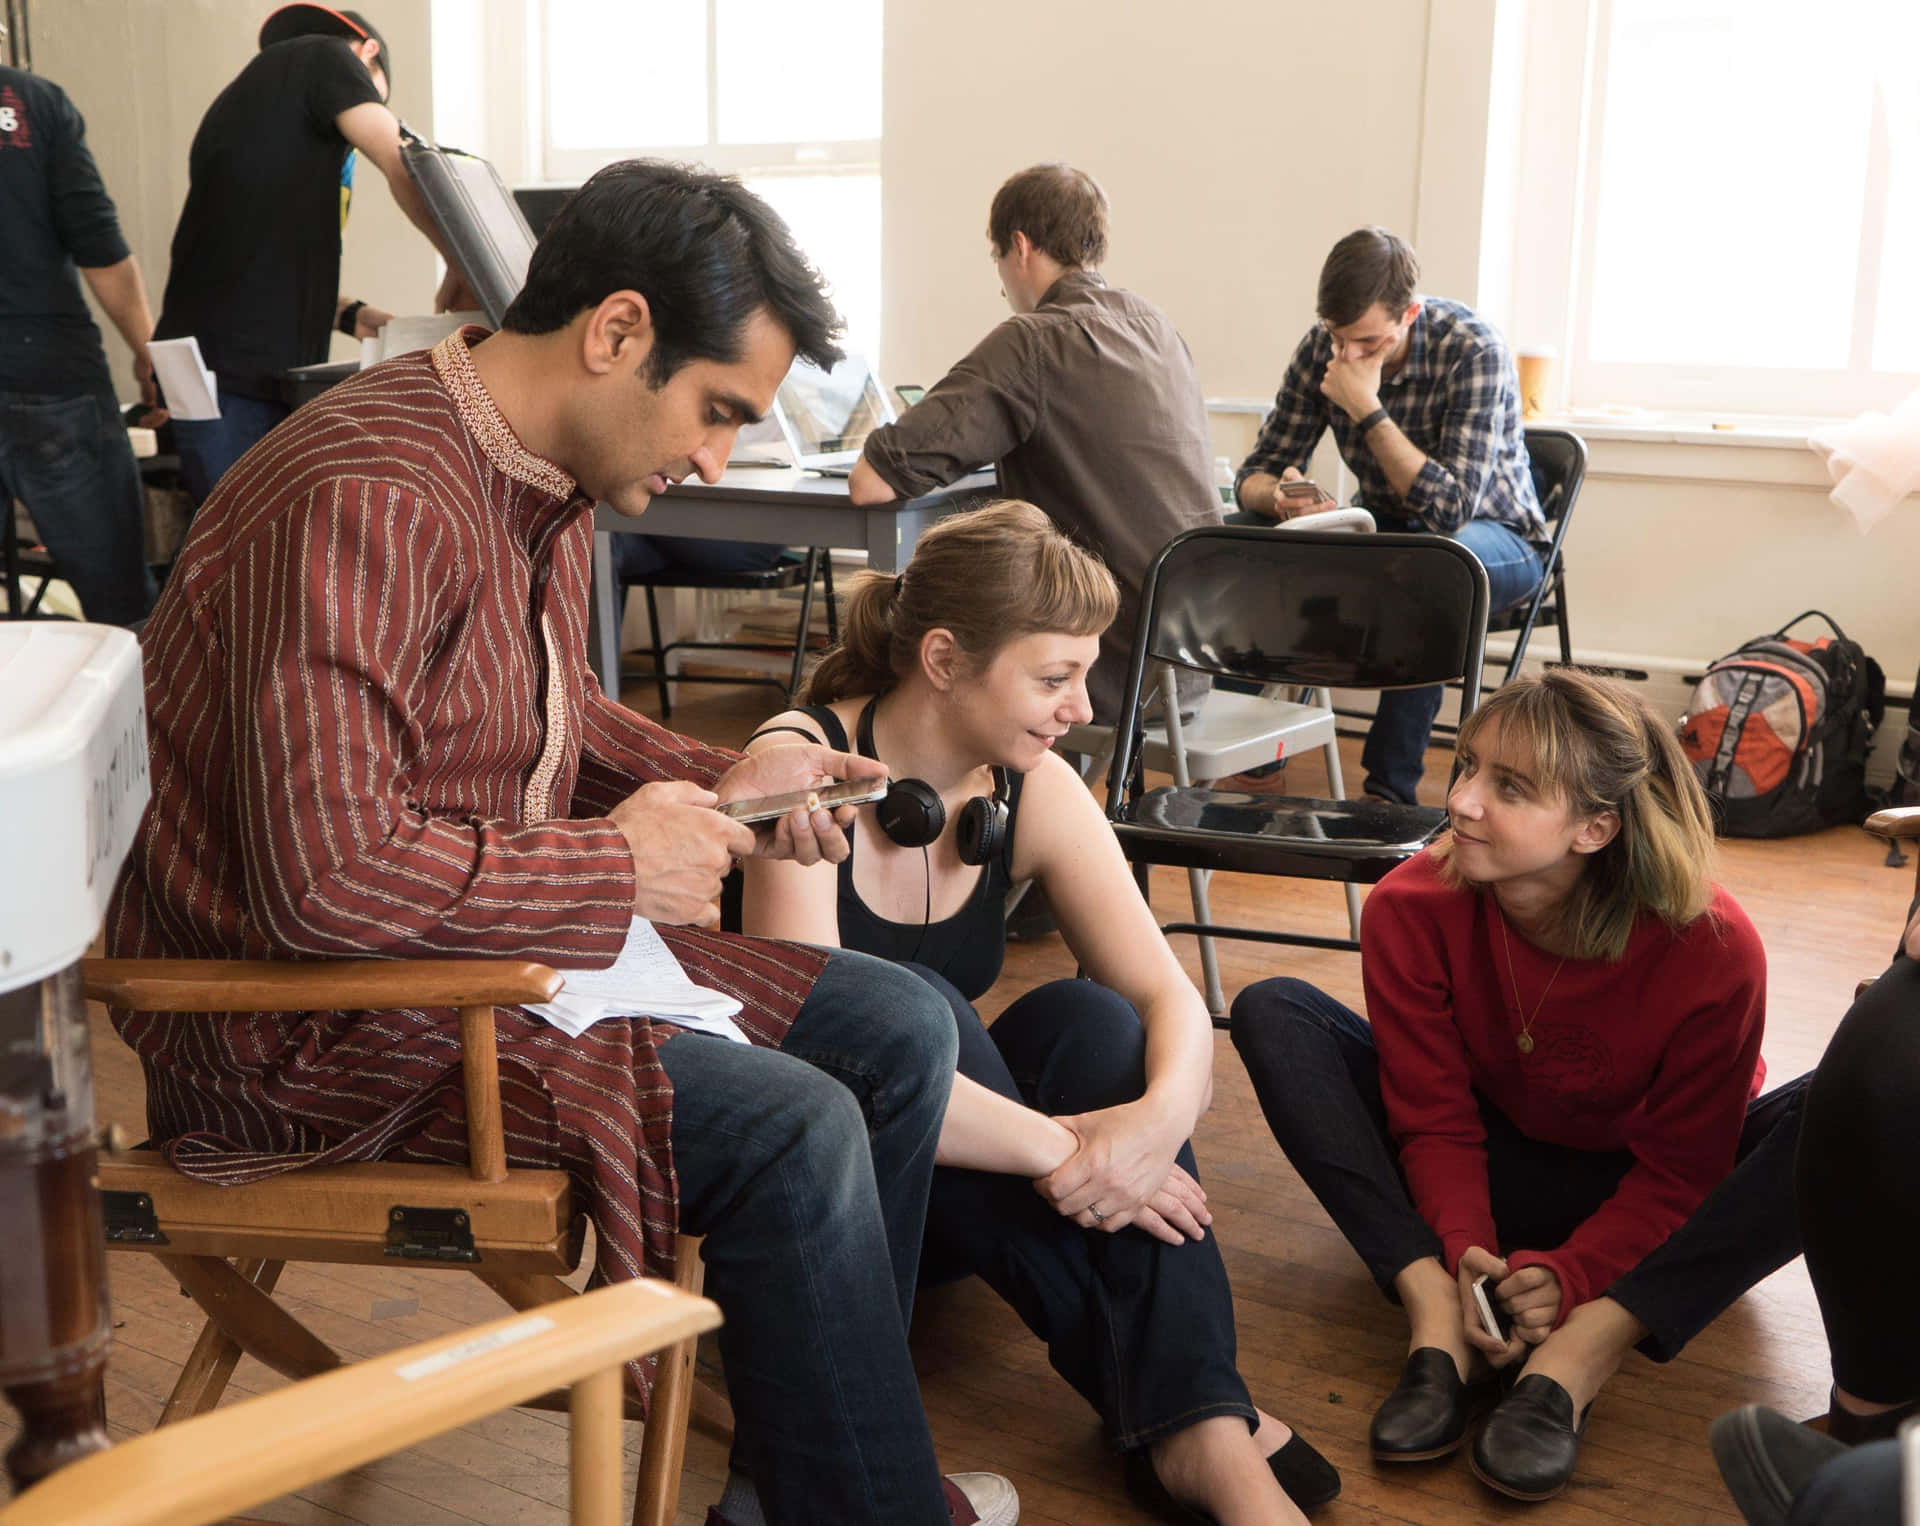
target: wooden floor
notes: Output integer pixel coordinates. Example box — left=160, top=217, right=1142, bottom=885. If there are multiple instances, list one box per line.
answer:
left=14, top=679, right=1913, bottom=1525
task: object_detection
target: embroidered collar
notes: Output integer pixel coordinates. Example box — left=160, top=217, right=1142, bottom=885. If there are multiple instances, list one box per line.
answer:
left=431, top=326, right=577, bottom=501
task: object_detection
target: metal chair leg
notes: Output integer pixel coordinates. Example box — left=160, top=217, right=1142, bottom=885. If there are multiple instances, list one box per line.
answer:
left=642, top=584, right=670, bottom=718
left=787, top=551, right=821, bottom=702
left=1320, top=726, right=1364, bottom=943
left=1157, top=668, right=1227, bottom=1020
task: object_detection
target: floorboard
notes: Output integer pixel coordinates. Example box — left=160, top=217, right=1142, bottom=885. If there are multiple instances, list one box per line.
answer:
left=6, top=679, right=1907, bottom=1524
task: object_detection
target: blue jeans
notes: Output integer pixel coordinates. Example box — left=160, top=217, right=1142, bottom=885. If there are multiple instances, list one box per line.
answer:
left=1229, top=977, right=1807, bottom=1361
left=170, top=385, right=291, bottom=506
left=656, top=949, right=955, bottom=1526
left=910, top=968, right=1255, bottom=1451
left=0, top=388, right=155, bottom=625
left=1362, top=515, right=1542, bottom=804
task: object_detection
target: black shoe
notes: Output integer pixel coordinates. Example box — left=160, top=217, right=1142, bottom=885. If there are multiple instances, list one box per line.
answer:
left=1123, top=1429, right=1342, bottom=1521
left=1826, top=1389, right=1920, bottom=1446
left=1710, top=1405, right=1848, bottom=1526
left=1469, top=1374, right=1590, bottom=1502
left=1370, top=1347, right=1497, bottom=1462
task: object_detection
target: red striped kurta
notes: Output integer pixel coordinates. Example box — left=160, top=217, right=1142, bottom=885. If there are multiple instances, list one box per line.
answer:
left=106, top=331, right=829, bottom=1388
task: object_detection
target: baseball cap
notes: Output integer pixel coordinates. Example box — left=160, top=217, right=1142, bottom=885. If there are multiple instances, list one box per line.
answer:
left=258, top=4, right=392, bottom=87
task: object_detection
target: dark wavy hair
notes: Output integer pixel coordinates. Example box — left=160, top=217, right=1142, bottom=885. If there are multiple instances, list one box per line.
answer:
left=1316, top=227, right=1421, bottom=327
left=501, top=159, right=843, bottom=384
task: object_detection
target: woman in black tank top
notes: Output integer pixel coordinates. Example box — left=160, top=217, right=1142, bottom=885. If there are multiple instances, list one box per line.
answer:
left=740, top=502, right=1339, bottom=1524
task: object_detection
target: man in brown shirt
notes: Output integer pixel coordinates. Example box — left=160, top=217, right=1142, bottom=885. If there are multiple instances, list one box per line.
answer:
left=851, top=163, right=1220, bottom=725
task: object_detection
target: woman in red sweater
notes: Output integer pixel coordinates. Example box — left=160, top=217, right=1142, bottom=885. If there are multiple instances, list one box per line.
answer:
left=1230, top=669, right=1807, bottom=1502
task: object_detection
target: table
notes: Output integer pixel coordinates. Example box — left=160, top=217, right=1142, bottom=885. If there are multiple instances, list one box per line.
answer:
left=586, top=465, right=996, bottom=698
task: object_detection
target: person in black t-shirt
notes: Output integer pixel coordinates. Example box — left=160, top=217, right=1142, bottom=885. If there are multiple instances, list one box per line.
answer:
left=154, top=4, right=474, bottom=504
left=0, top=65, right=158, bottom=625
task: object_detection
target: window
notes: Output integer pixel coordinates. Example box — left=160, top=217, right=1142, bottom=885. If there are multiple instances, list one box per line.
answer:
left=538, top=0, right=882, bottom=357
left=1567, top=0, right=1917, bottom=416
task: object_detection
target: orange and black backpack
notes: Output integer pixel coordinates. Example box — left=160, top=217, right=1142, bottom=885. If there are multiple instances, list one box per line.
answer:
left=1678, top=611, right=1885, bottom=838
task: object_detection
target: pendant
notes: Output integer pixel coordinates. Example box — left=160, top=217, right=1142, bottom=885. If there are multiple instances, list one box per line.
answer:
left=1516, top=1032, right=1535, bottom=1055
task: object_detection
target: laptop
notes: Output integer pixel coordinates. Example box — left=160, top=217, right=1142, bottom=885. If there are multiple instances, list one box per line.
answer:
left=399, top=133, right=537, bottom=327
left=772, top=353, right=896, bottom=474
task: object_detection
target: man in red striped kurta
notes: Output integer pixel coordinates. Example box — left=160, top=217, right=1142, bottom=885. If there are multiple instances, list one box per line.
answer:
left=107, top=161, right=1013, bottom=1526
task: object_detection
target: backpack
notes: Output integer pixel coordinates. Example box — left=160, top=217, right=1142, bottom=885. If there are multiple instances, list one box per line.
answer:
left=1891, top=663, right=1920, bottom=808
left=1677, top=610, right=1885, bottom=838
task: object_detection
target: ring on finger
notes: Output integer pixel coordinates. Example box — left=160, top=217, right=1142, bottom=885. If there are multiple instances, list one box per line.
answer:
left=1088, top=1205, right=1107, bottom=1225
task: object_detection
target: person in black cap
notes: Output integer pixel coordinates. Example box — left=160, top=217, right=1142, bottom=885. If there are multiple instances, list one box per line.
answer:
left=153, top=3, right=474, bottom=504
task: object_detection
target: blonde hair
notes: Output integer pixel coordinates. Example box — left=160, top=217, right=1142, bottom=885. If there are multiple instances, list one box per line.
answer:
left=1432, top=669, right=1717, bottom=962
left=805, top=500, right=1118, bottom=704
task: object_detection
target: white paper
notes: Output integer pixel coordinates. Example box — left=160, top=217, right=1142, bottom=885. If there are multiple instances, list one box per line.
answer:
left=364, top=311, right=481, bottom=365
left=147, top=337, right=221, bottom=420
left=529, top=916, right=749, bottom=1043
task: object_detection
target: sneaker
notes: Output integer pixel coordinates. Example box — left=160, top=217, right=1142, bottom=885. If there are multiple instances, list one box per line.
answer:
left=1213, top=758, right=1291, bottom=794
left=943, top=1471, right=1020, bottom=1525
left=1710, top=1405, right=1847, bottom=1526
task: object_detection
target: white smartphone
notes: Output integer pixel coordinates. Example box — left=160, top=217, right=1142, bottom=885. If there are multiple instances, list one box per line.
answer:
left=716, top=778, right=889, bottom=824
left=1471, top=1274, right=1512, bottom=1343
left=1279, top=477, right=1330, bottom=503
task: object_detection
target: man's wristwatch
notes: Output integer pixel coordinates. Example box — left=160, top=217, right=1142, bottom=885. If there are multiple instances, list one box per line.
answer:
left=1355, top=406, right=1390, bottom=437
left=338, top=300, right=366, bottom=338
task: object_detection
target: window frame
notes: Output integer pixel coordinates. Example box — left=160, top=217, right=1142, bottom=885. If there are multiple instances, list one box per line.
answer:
left=1562, top=0, right=1917, bottom=418
left=533, top=0, right=881, bottom=184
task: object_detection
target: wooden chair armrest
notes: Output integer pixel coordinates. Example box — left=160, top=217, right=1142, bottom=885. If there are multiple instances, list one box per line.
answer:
left=82, top=957, right=565, bottom=1183
left=81, top=958, right=563, bottom=1013
left=1865, top=806, right=1920, bottom=840
left=0, top=1278, right=720, bottom=1526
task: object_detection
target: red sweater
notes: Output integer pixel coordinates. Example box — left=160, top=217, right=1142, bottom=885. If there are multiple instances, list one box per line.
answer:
left=1362, top=851, right=1767, bottom=1317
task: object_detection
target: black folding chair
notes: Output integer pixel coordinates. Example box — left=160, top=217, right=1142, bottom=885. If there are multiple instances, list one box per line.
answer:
left=619, top=548, right=836, bottom=719
left=1104, top=526, right=1489, bottom=1013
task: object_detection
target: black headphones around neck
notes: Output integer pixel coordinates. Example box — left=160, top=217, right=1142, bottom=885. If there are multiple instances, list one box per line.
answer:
left=857, top=697, right=1009, bottom=867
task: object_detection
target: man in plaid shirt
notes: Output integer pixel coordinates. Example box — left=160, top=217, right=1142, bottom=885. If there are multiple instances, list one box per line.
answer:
left=1232, top=228, right=1545, bottom=804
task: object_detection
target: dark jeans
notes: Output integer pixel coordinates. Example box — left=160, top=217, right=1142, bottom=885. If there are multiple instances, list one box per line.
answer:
left=657, top=949, right=955, bottom=1526
left=1229, top=977, right=1807, bottom=1361
left=170, top=384, right=291, bottom=506
left=1798, top=952, right=1920, bottom=1402
left=909, top=967, right=1254, bottom=1450
left=612, top=532, right=789, bottom=581
left=0, top=387, right=155, bottom=625
left=1788, top=1438, right=1904, bottom=1525
left=1219, top=509, right=1542, bottom=802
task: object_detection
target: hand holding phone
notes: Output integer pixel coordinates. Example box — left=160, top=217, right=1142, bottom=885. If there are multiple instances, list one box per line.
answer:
left=716, top=776, right=890, bottom=824
left=1471, top=1273, right=1513, bottom=1344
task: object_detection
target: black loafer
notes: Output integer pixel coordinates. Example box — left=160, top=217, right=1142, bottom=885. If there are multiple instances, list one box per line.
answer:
left=1123, top=1429, right=1342, bottom=1521
left=1371, top=1347, right=1498, bottom=1462
left=1469, top=1374, right=1590, bottom=1501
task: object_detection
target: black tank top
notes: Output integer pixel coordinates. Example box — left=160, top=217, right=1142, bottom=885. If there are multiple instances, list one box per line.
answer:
left=802, top=704, right=1024, bottom=1001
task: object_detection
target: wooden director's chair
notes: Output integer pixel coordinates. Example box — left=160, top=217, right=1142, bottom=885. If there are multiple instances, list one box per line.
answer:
left=0, top=1275, right=720, bottom=1526
left=81, top=957, right=729, bottom=1526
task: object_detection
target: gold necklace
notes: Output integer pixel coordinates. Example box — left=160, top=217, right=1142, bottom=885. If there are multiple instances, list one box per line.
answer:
left=1497, top=914, right=1568, bottom=1056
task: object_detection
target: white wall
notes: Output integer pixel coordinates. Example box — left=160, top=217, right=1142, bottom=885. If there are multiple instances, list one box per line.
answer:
left=30, top=0, right=438, bottom=399
left=880, top=0, right=1435, bottom=398
left=35, top=1, right=1916, bottom=704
